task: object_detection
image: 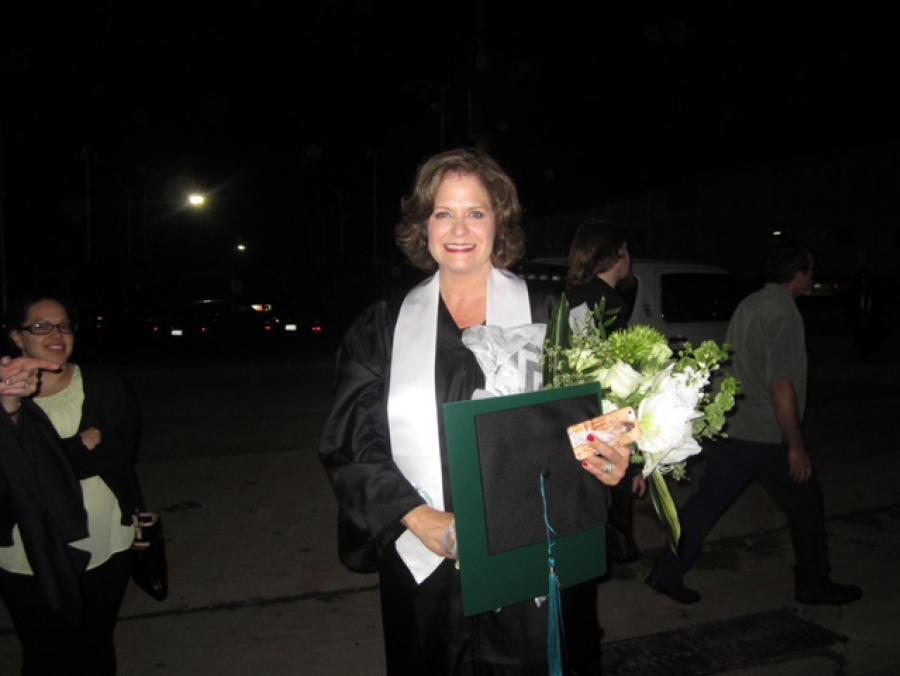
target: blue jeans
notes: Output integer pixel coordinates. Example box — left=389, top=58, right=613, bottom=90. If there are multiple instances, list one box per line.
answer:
left=651, top=437, right=831, bottom=596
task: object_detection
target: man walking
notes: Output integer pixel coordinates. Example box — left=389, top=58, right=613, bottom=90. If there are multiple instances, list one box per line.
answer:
left=646, top=245, right=861, bottom=606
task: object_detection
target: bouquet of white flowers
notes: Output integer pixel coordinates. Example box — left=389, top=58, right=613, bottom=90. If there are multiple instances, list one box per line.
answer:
left=543, top=295, right=740, bottom=550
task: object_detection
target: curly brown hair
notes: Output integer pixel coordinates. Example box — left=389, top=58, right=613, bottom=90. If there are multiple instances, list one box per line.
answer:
left=395, top=148, right=525, bottom=271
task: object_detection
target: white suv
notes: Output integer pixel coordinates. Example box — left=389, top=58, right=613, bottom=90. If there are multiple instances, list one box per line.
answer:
left=624, top=259, right=741, bottom=347
left=516, top=257, right=742, bottom=348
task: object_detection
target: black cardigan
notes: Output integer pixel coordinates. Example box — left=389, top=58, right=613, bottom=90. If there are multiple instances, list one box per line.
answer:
left=62, top=364, right=145, bottom=524
left=0, top=364, right=143, bottom=621
left=0, top=400, right=88, bottom=623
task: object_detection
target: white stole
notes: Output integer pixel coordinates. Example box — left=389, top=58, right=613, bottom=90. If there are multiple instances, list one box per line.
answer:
left=388, top=267, right=532, bottom=583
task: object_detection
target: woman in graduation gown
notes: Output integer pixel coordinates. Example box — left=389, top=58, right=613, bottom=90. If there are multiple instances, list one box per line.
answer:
left=319, top=148, right=630, bottom=675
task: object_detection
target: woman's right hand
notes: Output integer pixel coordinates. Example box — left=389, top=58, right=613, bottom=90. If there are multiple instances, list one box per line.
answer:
left=401, top=505, right=457, bottom=560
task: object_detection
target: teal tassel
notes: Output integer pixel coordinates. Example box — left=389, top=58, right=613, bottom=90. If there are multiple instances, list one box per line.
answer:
left=541, top=472, right=564, bottom=676
left=547, top=567, right=563, bottom=676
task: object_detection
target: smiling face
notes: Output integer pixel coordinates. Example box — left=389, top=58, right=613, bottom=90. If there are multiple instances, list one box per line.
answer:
left=427, top=173, right=496, bottom=280
left=11, top=299, right=75, bottom=367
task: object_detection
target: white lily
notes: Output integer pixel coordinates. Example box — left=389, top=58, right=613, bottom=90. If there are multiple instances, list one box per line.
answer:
left=600, top=361, right=643, bottom=400
left=636, top=376, right=703, bottom=473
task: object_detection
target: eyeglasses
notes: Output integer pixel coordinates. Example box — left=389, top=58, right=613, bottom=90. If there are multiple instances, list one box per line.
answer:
left=18, top=320, right=76, bottom=335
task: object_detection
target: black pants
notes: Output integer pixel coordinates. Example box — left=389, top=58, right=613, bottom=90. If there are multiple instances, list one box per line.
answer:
left=651, top=437, right=832, bottom=596
left=0, top=549, right=132, bottom=676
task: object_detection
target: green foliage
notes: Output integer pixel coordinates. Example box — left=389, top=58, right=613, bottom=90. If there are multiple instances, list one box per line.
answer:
left=606, top=325, right=671, bottom=373
left=543, top=294, right=572, bottom=387
left=542, top=292, right=743, bottom=553
left=694, top=375, right=741, bottom=439
left=675, top=340, right=733, bottom=375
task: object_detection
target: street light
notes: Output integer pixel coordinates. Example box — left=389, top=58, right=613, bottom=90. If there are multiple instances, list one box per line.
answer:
left=187, top=192, right=206, bottom=208
left=236, top=243, right=247, bottom=252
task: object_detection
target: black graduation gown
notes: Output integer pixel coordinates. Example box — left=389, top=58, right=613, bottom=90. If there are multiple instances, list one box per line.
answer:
left=319, top=284, right=602, bottom=675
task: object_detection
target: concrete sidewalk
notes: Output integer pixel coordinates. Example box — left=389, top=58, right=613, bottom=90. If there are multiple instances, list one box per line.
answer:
left=1, top=339, right=899, bottom=674
left=3, top=446, right=892, bottom=675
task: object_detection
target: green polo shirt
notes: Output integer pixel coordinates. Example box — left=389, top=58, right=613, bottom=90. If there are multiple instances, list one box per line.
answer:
left=725, top=283, right=807, bottom=443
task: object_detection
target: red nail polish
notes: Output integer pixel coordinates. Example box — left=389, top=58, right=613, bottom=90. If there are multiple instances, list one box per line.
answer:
left=581, top=460, right=589, bottom=468
left=586, top=434, right=596, bottom=442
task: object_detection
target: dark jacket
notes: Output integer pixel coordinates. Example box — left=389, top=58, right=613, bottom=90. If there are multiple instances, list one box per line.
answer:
left=63, top=364, right=144, bottom=523
left=0, top=364, right=143, bottom=622
left=566, top=276, right=631, bottom=333
left=0, top=401, right=89, bottom=623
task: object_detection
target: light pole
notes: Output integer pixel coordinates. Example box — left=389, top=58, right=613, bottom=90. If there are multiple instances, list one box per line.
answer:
left=334, top=187, right=345, bottom=263
left=76, top=146, right=96, bottom=263
left=0, top=127, right=7, bottom=316
left=366, top=149, right=378, bottom=262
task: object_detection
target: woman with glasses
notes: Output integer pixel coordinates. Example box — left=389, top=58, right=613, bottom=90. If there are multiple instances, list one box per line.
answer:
left=0, top=293, right=144, bottom=675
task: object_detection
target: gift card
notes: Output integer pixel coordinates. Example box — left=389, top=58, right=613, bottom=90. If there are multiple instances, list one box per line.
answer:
left=567, top=407, right=641, bottom=460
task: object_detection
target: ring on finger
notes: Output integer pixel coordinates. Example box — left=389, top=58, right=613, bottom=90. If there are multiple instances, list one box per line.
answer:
left=603, top=462, right=614, bottom=475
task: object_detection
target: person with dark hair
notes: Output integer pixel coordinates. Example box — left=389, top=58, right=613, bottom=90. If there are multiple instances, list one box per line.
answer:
left=320, top=148, right=631, bottom=674
left=0, top=293, right=146, bottom=675
left=646, top=245, right=862, bottom=606
left=566, top=218, right=630, bottom=297
left=565, top=219, right=645, bottom=564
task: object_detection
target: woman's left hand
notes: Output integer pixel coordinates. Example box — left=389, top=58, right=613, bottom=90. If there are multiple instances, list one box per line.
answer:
left=579, top=435, right=630, bottom=486
left=0, top=355, right=58, bottom=397
left=80, top=427, right=102, bottom=451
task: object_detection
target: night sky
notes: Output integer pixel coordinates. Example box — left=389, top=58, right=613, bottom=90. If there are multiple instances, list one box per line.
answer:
left=2, top=2, right=898, bottom=307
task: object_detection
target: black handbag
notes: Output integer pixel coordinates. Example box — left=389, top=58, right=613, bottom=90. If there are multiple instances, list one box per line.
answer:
left=131, top=512, right=168, bottom=601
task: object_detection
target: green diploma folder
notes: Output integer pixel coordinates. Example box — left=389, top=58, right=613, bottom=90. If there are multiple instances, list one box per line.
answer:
left=443, top=382, right=608, bottom=616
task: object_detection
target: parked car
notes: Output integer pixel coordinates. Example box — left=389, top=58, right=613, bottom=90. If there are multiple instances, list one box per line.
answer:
left=141, top=297, right=328, bottom=354
left=515, top=257, right=743, bottom=349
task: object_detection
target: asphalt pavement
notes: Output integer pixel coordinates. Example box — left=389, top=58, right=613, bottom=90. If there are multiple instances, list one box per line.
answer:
left=1, top=330, right=899, bottom=675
